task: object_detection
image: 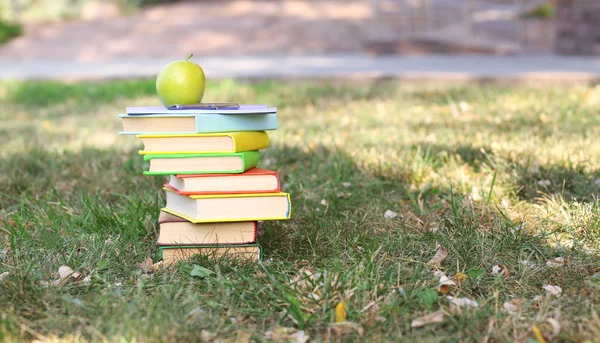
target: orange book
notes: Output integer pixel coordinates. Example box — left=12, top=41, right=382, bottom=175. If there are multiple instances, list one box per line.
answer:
left=164, top=167, right=280, bottom=195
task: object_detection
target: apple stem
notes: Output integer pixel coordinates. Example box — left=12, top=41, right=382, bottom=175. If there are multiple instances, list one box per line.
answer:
left=186, top=54, right=193, bottom=61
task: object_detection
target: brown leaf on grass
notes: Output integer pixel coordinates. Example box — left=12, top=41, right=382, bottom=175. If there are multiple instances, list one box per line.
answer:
left=546, top=257, right=566, bottom=268
left=437, top=274, right=456, bottom=294
left=411, top=310, right=445, bottom=328
left=427, top=246, right=448, bottom=267
left=491, top=264, right=510, bottom=277
left=137, top=257, right=153, bottom=273
left=0, top=272, right=8, bottom=281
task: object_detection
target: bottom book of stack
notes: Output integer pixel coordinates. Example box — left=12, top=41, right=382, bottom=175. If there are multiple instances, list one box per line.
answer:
left=154, top=168, right=292, bottom=264
left=157, top=211, right=261, bottom=264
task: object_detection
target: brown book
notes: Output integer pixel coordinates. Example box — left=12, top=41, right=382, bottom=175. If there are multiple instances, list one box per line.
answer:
left=157, top=211, right=257, bottom=246
left=158, top=245, right=261, bottom=264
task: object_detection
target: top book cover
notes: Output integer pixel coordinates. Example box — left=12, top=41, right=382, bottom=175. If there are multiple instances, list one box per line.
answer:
left=118, top=104, right=278, bottom=134
left=125, top=104, right=276, bottom=115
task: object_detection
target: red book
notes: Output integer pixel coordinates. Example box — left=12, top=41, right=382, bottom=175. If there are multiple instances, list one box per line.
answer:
left=164, top=167, right=280, bottom=195
left=157, top=210, right=258, bottom=246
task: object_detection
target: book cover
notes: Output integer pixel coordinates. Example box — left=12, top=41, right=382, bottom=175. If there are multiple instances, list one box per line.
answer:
left=136, top=131, right=269, bottom=155
left=142, top=150, right=260, bottom=175
left=158, top=244, right=261, bottom=264
left=157, top=211, right=258, bottom=246
left=126, top=104, right=275, bottom=115
left=118, top=112, right=277, bottom=134
left=165, top=167, right=280, bottom=195
left=162, top=189, right=292, bottom=223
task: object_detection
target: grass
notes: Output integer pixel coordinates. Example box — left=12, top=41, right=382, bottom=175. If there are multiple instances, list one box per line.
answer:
left=1, top=78, right=600, bottom=342
left=0, top=19, right=22, bottom=45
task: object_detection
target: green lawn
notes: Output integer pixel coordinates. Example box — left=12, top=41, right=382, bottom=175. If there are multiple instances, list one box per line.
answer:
left=1, top=79, right=600, bottom=342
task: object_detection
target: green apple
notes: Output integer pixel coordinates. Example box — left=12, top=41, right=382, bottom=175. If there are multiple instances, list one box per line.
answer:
left=156, top=54, right=206, bottom=107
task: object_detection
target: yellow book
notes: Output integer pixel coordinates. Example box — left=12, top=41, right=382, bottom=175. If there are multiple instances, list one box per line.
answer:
left=136, top=131, right=269, bottom=155
left=162, top=188, right=292, bottom=223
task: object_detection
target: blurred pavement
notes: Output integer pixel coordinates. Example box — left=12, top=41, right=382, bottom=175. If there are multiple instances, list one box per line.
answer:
left=1, top=54, right=600, bottom=82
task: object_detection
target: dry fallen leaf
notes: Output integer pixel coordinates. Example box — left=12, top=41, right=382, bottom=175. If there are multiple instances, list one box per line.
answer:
left=137, top=257, right=153, bottom=273
left=236, top=330, right=251, bottom=343
left=453, top=272, right=467, bottom=286
left=543, top=285, right=562, bottom=297
left=546, top=257, right=566, bottom=268
left=537, top=180, right=551, bottom=187
left=491, top=264, right=510, bottom=277
left=80, top=274, right=92, bottom=285
left=320, top=199, right=328, bottom=206
left=437, top=274, right=456, bottom=294
left=503, top=298, right=523, bottom=315
left=335, top=301, right=347, bottom=322
left=410, top=310, right=445, bottom=328
left=427, top=246, right=448, bottom=267
left=546, top=318, right=561, bottom=339
left=330, top=322, right=364, bottom=337
left=151, top=261, right=164, bottom=272
left=200, top=329, right=215, bottom=342
left=447, top=296, right=478, bottom=309
left=0, top=272, right=8, bottom=281
left=384, top=210, right=398, bottom=219
left=530, top=295, right=544, bottom=308
left=42, top=266, right=75, bottom=287
left=341, top=182, right=351, bottom=188
left=266, top=326, right=310, bottom=343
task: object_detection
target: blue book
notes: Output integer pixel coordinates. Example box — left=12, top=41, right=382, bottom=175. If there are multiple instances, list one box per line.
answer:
left=118, top=105, right=277, bottom=134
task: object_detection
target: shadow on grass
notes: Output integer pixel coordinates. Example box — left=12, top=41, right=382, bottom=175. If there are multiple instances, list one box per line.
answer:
left=2, top=143, right=600, bottom=341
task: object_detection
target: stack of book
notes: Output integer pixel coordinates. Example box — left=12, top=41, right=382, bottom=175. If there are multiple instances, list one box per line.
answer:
left=118, top=105, right=291, bottom=264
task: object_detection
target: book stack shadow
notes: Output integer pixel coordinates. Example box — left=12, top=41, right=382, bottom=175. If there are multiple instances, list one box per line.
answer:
left=118, top=105, right=291, bottom=264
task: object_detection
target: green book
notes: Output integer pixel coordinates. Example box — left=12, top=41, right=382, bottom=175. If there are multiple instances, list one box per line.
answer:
left=143, top=150, right=260, bottom=175
left=158, top=244, right=261, bottom=264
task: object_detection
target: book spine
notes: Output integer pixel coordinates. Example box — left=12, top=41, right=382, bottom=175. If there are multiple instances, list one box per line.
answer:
left=286, top=193, right=292, bottom=218
left=274, top=173, right=281, bottom=192
left=253, top=221, right=258, bottom=243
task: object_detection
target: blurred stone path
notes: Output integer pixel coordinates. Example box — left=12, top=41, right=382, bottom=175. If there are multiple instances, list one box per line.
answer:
left=0, top=0, right=371, bottom=62
left=2, top=54, right=599, bottom=82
